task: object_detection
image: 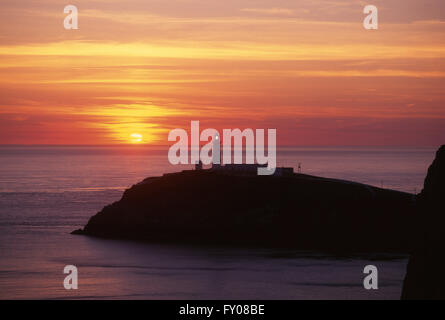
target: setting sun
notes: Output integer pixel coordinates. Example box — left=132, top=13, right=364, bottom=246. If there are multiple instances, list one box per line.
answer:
left=130, top=133, right=143, bottom=143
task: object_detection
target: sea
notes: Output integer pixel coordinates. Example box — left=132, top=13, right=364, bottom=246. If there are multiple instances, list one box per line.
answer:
left=0, top=145, right=437, bottom=299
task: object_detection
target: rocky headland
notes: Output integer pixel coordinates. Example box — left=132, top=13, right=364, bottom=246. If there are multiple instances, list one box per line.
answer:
left=73, top=167, right=416, bottom=253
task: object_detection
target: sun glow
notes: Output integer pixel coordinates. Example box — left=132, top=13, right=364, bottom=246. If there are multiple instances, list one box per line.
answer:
left=130, top=133, right=143, bottom=143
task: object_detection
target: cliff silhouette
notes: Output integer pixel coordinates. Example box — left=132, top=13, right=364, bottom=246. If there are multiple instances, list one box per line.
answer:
left=73, top=169, right=415, bottom=253
left=402, top=145, right=445, bottom=299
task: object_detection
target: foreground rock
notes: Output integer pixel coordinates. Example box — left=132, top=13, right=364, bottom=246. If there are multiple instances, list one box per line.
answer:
left=73, top=169, right=415, bottom=253
left=402, top=145, right=445, bottom=300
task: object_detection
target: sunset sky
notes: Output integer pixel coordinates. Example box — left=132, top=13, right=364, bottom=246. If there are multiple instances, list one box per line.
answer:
left=0, top=0, right=444, bottom=145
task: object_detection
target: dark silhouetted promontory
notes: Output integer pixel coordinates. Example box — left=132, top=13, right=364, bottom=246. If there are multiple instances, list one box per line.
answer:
left=402, top=145, right=445, bottom=300
left=73, top=167, right=415, bottom=253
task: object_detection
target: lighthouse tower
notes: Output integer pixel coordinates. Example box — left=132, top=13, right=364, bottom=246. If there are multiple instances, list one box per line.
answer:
left=212, top=133, right=221, bottom=167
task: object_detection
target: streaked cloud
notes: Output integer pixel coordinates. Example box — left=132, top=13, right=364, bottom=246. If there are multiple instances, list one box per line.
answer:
left=0, top=0, right=444, bottom=145
left=240, top=8, right=297, bottom=16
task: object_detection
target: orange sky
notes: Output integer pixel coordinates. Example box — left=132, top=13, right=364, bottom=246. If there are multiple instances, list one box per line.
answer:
left=0, top=0, right=444, bottom=146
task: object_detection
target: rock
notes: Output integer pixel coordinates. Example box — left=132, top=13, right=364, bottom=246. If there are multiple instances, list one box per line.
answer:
left=402, top=145, right=445, bottom=300
left=70, top=229, right=84, bottom=235
left=73, top=169, right=415, bottom=253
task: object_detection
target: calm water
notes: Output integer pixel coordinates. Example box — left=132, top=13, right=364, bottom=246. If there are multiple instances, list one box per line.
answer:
left=0, top=146, right=437, bottom=299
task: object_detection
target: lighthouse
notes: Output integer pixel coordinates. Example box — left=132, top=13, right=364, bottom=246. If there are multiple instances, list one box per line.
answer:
left=212, top=133, right=221, bottom=166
